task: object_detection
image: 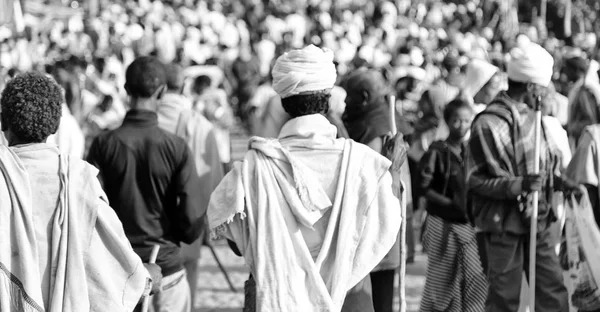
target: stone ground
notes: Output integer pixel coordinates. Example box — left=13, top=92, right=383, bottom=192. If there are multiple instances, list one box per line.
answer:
left=191, top=240, right=427, bottom=312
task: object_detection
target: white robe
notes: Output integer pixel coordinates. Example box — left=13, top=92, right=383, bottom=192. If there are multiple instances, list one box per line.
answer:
left=208, top=115, right=401, bottom=311
left=0, top=143, right=148, bottom=312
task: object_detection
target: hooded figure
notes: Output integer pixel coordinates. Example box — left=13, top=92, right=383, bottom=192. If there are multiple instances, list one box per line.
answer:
left=463, top=58, right=501, bottom=113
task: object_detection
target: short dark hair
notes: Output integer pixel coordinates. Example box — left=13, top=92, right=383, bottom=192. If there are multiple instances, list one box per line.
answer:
left=1, top=72, right=63, bottom=143
left=564, top=57, right=588, bottom=75
left=507, top=79, right=528, bottom=92
left=281, top=92, right=330, bottom=118
left=165, top=62, right=184, bottom=91
left=192, top=75, right=211, bottom=95
left=443, top=98, right=473, bottom=123
left=125, top=56, right=166, bottom=98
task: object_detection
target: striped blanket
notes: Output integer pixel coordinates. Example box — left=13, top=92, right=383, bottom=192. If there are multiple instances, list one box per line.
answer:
left=420, top=215, right=487, bottom=312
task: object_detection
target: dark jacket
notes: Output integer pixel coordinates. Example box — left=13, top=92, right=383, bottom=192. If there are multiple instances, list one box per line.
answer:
left=466, top=94, right=560, bottom=234
left=419, top=140, right=469, bottom=223
left=88, top=109, right=205, bottom=276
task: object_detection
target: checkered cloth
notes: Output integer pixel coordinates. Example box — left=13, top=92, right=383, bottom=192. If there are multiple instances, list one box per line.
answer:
left=466, top=92, right=561, bottom=233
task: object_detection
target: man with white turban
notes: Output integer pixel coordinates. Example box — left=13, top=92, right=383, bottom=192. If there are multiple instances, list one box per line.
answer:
left=466, top=40, right=577, bottom=311
left=207, top=45, right=401, bottom=312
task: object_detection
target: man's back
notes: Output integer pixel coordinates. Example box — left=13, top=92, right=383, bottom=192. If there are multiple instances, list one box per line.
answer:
left=13, top=143, right=60, bottom=308
left=88, top=109, right=204, bottom=276
left=0, top=143, right=149, bottom=311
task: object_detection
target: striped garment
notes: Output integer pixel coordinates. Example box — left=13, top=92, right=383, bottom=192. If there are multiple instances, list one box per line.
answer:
left=419, top=215, right=487, bottom=312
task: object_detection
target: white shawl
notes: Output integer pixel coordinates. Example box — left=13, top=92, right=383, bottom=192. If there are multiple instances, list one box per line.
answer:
left=0, top=145, right=148, bottom=311
left=208, top=135, right=401, bottom=311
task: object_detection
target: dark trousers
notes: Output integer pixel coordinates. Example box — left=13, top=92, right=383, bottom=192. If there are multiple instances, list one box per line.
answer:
left=483, top=224, right=568, bottom=312
left=370, top=270, right=395, bottom=312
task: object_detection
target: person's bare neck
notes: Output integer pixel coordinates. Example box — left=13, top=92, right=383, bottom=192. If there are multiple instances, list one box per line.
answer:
left=5, top=131, right=46, bottom=147
left=505, top=88, right=527, bottom=104
left=129, top=97, right=157, bottom=111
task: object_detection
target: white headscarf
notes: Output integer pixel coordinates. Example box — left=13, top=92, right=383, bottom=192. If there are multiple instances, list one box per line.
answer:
left=507, top=38, right=554, bottom=87
left=464, top=59, right=498, bottom=98
left=272, top=45, right=337, bottom=99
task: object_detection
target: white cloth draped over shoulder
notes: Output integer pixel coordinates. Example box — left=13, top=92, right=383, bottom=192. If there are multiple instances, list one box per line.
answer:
left=0, top=144, right=148, bottom=312
left=208, top=115, right=401, bottom=311
left=46, top=104, right=85, bottom=158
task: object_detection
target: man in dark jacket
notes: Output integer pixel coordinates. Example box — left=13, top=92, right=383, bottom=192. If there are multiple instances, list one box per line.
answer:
left=466, top=39, right=578, bottom=311
left=88, top=56, right=204, bottom=312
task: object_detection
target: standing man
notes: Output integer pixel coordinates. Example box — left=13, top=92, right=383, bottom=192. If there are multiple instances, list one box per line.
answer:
left=88, top=56, right=205, bottom=312
left=157, top=62, right=225, bottom=308
left=342, top=69, right=405, bottom=312
left=565, top=56, right=600, bottom=148
left=466, top=39, right=578, bottom=311
left=208, top=45, right=401, bottom=311
left=0, top=72, right=158, bottom=311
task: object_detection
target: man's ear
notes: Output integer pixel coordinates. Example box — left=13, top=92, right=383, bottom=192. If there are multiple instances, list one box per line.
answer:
left=154, top=84, right=167, bottom=100
left=362, top=90, right=370, bottom=105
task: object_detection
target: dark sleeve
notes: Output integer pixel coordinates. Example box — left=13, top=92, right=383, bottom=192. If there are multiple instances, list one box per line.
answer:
left=86, top=137, right=105, bottom=187
left=568, top=88, right=599, bottom=142
left=172, top=145, right=205, bottom=244
left=86, top=136, right=100, bottom=167
left=227, top=239, right=242, bottom=257
left=467, top=116, right=522, bottom=199
left=418, top=147, right=439, bottom=192
left=585, top=183, right=600, bottom=227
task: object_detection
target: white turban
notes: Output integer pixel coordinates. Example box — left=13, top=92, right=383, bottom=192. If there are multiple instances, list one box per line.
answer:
left=507, top=40, right=554, bottom=87
left=272, top=45, right=337, bottom=99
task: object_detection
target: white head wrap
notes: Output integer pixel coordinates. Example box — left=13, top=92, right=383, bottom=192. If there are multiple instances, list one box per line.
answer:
left=272, top=45, right=337, bottom=99
left=507, top=39, right=554, bottom=87
left=464, top=59, right=498, bottom=98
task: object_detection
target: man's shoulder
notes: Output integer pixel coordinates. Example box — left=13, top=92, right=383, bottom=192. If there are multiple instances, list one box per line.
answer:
left=473, top=102, right=513, bottom=129
left=346, top=139, right=392, bottom=175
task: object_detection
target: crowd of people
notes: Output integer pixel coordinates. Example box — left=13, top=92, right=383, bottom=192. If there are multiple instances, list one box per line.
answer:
left=4, top=0, right=600, bottom=311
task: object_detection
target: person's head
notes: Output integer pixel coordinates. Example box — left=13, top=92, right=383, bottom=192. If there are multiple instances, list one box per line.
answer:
left=562, top=56, right=587, bottom=83
left=1, top=72, right=63, bottom=145
left=395, top=76, right=416, bottom=100
left=443, top=98, right=474, bottom=141
left=124, top=56, right=167, bottom=107
left=192, top=75, right=211, bottom=96
left=272, top=45, right=337, bottom=118
left=506, top=39, right=554, bottom=107
left=473, top=73, right=502, bottom=105
left=442, top=49, right=461, bottom=76
left=464, top=59, right=501, bottom=105
left=165, top=62, right=185, bottom=92
left=343, top=68, right=389, bottom=109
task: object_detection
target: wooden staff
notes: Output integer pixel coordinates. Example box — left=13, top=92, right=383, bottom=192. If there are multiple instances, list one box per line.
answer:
left=390, top=94, right=406, bottom=312
left=389, top=95, right=397, bottom=135
left=142, top=245, right=161, bottom=312
left=528, top=95, right=543, bottom=311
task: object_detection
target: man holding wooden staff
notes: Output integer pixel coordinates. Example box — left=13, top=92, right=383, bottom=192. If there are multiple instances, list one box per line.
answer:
left=466, top=36, right=579, bottom=311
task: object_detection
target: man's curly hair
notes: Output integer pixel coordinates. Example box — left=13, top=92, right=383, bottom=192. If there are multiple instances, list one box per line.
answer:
left=281, top=91, right=331, bottom=118
left=1, top=72, right=63, bottom=143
